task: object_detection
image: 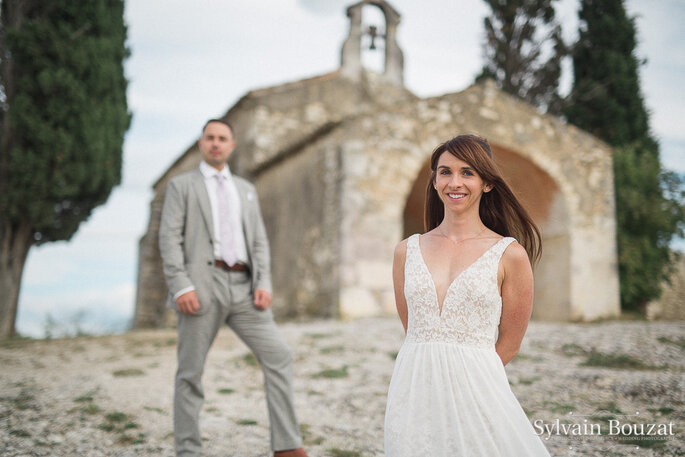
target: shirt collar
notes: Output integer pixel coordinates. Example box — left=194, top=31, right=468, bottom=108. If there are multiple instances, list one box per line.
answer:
left=200, top=160, right=232, bottom=180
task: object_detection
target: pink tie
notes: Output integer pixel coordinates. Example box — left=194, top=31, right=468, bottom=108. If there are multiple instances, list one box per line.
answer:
left=215, top=174, right=237, bottom=266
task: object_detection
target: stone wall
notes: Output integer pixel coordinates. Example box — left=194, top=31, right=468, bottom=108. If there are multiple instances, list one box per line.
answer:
left=232, top=71, right=415, bottom=177
left=335, top=80, right=620, bottom=321
left=254, top=132, right=343, bottom=319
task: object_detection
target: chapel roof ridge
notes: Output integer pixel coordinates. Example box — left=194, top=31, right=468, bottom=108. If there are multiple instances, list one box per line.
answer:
left=246, top=70, right=343, bottom=97
left=427, top=79, right=614, bottom=152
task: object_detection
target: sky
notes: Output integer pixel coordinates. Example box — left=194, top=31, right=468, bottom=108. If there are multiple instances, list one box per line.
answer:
left=14, top=0, right=685, bottom=337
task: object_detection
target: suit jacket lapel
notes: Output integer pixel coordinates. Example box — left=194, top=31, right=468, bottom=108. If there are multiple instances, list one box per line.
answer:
left=191, top=169, right=215, bottom=240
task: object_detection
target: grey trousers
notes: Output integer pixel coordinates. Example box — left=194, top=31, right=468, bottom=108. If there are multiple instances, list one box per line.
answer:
left=174, top=268, right=302, bottom=456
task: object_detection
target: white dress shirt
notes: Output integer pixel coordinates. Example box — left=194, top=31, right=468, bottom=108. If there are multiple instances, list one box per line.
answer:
left=173, top=162, right=249, bottom=300
left=199, top=161, right=249, bottom=264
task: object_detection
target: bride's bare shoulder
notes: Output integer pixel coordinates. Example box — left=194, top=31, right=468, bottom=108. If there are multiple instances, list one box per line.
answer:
left=502, top=240, right=531, bottom=269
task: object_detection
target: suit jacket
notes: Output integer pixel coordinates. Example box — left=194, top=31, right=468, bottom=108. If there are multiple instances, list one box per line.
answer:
left=159, top=167, right=272, bottom=315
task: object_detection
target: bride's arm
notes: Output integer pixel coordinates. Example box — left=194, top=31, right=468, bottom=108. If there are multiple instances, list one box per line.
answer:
left=393, top=239, right=409, bottom=333
left=495, top=241, right=534, bottom=365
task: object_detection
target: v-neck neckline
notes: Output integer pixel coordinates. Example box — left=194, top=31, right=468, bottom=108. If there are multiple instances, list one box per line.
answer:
left=416, top=234, right=504, bottom=316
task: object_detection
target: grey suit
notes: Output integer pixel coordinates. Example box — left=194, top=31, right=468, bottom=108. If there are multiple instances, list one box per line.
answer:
left=159, top=168, right=302, bottom=456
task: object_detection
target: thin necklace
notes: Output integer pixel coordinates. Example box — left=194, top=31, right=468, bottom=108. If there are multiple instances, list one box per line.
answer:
left=439, top=225, right=487, bottom=245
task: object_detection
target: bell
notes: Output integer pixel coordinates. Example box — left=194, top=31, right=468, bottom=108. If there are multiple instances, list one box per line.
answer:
left=368, top=25, right=378, bottom=50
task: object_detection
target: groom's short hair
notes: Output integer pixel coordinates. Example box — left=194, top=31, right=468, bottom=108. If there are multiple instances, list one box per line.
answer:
left=202, top=119, right=234, bottom=135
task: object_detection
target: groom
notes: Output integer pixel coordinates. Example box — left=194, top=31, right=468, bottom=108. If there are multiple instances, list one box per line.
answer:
left=159, top=119, right=307, bottom=457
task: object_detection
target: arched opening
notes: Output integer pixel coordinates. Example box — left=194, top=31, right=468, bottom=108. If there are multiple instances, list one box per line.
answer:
left=403, top=159, right=430, bottom=237
left=491, top=145, right=571, bottom=320
left=401, top=145, right=571, bottom=320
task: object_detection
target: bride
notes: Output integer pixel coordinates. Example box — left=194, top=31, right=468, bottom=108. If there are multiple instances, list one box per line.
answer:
left=384, top=134, right=550, bottom=456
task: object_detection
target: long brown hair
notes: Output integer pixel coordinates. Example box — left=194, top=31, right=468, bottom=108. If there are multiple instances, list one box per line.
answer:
left=424, top=134, right=542, bottom=265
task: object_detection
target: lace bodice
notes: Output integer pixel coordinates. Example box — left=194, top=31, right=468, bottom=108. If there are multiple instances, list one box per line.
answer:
left=404, top=234, right=515, bottom=348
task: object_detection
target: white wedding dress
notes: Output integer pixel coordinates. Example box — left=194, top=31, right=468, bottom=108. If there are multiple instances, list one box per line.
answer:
left=384, top=234, right=550, bottom=456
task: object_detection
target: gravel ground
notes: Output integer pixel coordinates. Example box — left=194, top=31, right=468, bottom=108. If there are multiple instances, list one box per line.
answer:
left=1, top=317, right=683, bottom=457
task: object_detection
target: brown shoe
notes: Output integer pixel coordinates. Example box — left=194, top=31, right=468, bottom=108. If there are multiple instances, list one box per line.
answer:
left=273, top=448, right=308, bottom=457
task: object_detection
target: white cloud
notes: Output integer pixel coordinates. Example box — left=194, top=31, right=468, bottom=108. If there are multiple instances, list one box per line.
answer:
left=22, top=250, right=80, bottom=287
left=298, top=0, right=349, bottom=15
left=660, top=139, right=685, bottom=174
left=20, top=283, right=134, bottom=315
left=16, top=283, right=135, bottom=338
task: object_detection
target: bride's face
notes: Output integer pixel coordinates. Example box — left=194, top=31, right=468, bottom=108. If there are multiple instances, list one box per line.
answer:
left=433, top=152, right=491, bottom=212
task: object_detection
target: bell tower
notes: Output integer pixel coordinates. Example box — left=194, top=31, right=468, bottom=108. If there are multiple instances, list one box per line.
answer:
left=340, top=0, right=404, bottom=86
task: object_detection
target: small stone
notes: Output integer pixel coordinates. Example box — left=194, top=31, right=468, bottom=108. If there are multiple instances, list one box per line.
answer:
left=48, top=434, right=64, bottom=444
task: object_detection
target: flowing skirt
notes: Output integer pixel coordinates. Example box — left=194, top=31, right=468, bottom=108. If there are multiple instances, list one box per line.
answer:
left=384, top=341, right=551, bottom=457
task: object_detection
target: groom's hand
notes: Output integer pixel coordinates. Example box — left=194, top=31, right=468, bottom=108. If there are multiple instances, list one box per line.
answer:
left=176, top=290, right=200, bottom=314
left=253, top=289, right=272, bottom=310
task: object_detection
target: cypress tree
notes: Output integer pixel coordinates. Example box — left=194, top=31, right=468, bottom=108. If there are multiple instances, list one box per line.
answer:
left=0, top=0, right=131, bottom=338
left=477, top=0, right=566, bottom=114
left=612, top=143, right=685, bottom=309
left=566, top=0, right=684, bottom=311
left=566, top=0, right=653, bottom=148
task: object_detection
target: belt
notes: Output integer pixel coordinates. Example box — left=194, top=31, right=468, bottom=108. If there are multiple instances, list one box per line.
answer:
left=214, top=260, right=250, bottom=272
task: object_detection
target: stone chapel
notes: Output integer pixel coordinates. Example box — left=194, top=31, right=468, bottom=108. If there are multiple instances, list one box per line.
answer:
left=133, top=0, right=621, bottom=328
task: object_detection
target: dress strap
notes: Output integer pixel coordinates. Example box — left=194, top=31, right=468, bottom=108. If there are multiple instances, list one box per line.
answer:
left=408, top=233, right=420, bottom=247
left=490, top=237, right=516, bottom=264
left=405, top=234, right=421, bottom=264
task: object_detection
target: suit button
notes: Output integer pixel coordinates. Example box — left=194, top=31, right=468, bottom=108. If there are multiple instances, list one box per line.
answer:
left=207, top=261, right=212, bottom=265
